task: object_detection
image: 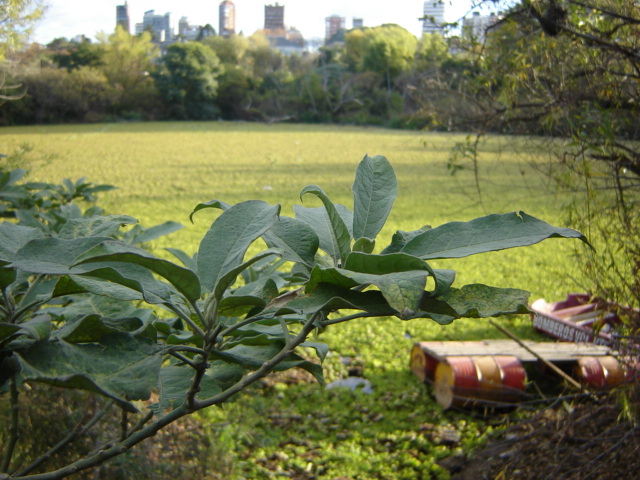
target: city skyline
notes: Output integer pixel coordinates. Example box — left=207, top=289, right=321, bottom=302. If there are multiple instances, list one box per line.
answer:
left=32, top=1, right=478, bottom=44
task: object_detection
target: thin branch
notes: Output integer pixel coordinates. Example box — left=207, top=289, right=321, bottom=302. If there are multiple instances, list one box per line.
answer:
left=488, top=319, right=585, bottom=390
left=321, top=312, right=382, bottom=326
left=194, top=311, right=321, bottom=411
left=13, top=400, right=115, bottom=477
left=8, top=313, right=322, bottom=480
left=218, top=313, right=275, bottom=338
left=169, top=351, right=198, bottom=368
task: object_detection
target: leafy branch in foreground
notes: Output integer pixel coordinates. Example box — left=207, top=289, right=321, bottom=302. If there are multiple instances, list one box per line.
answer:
left=0, top=154, right=590, bottom=479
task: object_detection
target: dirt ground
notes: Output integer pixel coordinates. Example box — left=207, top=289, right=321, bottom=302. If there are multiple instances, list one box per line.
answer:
left=439, top=390, right=640, bottom=480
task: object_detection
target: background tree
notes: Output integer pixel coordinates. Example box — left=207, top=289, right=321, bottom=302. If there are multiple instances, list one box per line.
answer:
left=48, top=36, right=103, bottom=72
left=0, top=0, right=45, bottom=59
left=154, top=42, right=223, bottom=119
left=97, top=26, right=160, bottom=117
left=431, top=0, right=640, bottom=331
left=1, top=0, right=45, bottom=103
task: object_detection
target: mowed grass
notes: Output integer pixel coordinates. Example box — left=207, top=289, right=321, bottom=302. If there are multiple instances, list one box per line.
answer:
left=0, top=122, right=592, bottom=479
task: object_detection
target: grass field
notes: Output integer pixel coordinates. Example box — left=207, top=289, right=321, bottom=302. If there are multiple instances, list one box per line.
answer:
left=0, top=122, right=592, bottom=479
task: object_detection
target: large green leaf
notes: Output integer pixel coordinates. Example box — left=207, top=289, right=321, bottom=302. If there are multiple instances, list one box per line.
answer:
left=352, top=155, right=397, bottom=241
left=212, top=249, right=281, bottom=303
left=210, top=342, right=324, bottom=383
left=189, top=199, right=232, bottom=223
left=196, top=200, right=280, bottom=293
left=152, top=361, right=245, bottom=415
left=57, top=215, right=137, bottom=239
left=298, top=186, right=351, bottom=266
left=401, top=211, right=591, bottom=259
left=54, top=314, right=144, bottom=343
left=381, top=225, right=431, bottom=254
left=416, top=284, right=531, bottom=324
left=73, top=263, right=175, bottom=305
left=73, top=240, right=201, bottom=302
left=263, top=216, right=319, bottom=268
left=306, top=266, right=429, bottom=319
left=127, top=221, right=184, bottom=245
left=0, top=315, right=52, bottom=346
left=16, top=333, right=162, bottom=412
left=279, top=283, right=396, bottom=317
left=10, top=237, right=112, bottom=275
left=0, top=223, right=44, bottom=262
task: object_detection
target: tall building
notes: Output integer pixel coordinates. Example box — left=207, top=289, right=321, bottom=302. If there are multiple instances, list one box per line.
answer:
left=463, top=12, right=498, bottom=43
left=135, top=10, right=172, bottom=44
left=264, top=3, right=285, bottom=30
left=219, top=1, right=236, bottom=38
left=325, top=15, right=345, bottom=42
left=422, top=1, right=445, bottom=34
left=352, top=18, right=363, bottom=29
left=179, top=17, right=202, bottom=41
left=116, top=1, right=130, bottom=34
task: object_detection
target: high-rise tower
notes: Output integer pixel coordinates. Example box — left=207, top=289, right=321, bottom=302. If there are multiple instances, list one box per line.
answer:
left=264, top=3, right=285, bottom=31
left=219, top=1, right=236, bottom=38
left=422, top=1, right=445, bottom=34
left=116, top=1, right=130, bottom=34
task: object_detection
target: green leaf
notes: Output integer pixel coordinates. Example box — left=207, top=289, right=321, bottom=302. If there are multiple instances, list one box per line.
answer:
left=416, top=284, right=531, bottom=324
left=352, top=155, right=397, bottom=241
left=212, top=249, right=281, bottom=303
left=306, top=265, right=429, bottom=319
left=74, top=263, right=175, bottom=305
left=57, top=215, right=137, bottom=239
left=211, top=343, right=324, bottom=384
left=189, top=199, right=231, bottom=223
left=263, top=216, right=319, bottom=267
left=10, top=237, right=112, bottom=275
left=280, top=283, right=396, bottom=317
left=0, top=223, right=44, bottom=262
left=1, top=316, right=52, bottom=346
left=73, top=240, right=201, bottom=302
left=224, top=321, right=287, bottom=346
left=54, top=314, right=140, bottom=343
left=197, top=200, right=280, bottom=293
left=129, top=221, right=183, bottom=244
left=401, top=211, right=591, bottom=259
left=352, top=237, right=375, bottom=253
left=218, top=295, right=267, bottom=317
left=381, top=225, right=431, bottom=254
left=294, top=195, right=352, bottom=266
left=16, top=333, right=163, bottom=412
left=152, top=362, right=244, bottom=415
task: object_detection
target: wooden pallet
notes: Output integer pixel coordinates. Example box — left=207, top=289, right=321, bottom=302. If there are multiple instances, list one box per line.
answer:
left=410, top=340, right=631, bottom=409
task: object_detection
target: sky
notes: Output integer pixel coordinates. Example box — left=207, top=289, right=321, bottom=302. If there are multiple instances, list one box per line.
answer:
left=31, top=1, right=478, bottom=44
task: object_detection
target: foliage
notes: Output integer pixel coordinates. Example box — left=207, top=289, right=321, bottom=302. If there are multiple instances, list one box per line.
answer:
left=0, top=0, right=45, bottom=60
left=0, top=151, right=588, bottom=478
left=155, top=42, right=223, bottom=120
left=48, top=37, right=103, bottom=72
left=426, top=1, right=640, bottom=338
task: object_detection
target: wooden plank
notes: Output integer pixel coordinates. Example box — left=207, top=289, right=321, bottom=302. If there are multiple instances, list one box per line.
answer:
left=413, top=340, right=614, bottom=364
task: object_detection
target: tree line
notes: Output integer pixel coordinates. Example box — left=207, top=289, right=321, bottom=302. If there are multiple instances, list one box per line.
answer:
left=0, top=23, right=463, bottom=127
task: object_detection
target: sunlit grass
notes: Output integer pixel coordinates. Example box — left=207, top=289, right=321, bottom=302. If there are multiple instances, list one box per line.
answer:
left=0, top=121, right=592, bottom=479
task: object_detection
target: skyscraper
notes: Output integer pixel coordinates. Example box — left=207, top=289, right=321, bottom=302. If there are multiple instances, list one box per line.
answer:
left=422, top=1, right=445, bottom=34
left=463, top=12, right=499, bottom=43
left=219, top=1, right=236, bottom=38
left=264, top=3, right=285, bottom=31
left=325, top=15, right=345, bottom=42
left=116, top=1, right=130, bottom=34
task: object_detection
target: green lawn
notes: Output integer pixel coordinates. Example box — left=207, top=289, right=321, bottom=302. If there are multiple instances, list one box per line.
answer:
left=0, top=122, right=591, bottom=479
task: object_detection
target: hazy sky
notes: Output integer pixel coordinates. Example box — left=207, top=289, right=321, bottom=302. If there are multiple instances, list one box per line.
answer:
left=32, top=1, right=478, bottom=44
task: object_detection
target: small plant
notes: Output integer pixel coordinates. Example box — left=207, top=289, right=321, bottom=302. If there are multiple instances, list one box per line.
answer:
left=0, top=155, right=589, bottom=479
